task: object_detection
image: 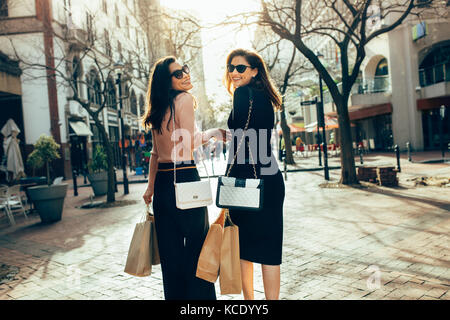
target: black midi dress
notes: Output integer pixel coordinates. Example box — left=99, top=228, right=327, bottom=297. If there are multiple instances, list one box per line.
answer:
left=225, top=84, right=285, bottom=266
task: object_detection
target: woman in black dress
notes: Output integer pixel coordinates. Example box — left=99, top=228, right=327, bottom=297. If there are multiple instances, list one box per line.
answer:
left=224, top=49, right=285, bottom=300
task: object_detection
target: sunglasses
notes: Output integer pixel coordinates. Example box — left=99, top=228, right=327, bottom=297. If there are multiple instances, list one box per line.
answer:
left=227, top=64, right=253, bottom=73
left=171, top=64, right=190, bottom=79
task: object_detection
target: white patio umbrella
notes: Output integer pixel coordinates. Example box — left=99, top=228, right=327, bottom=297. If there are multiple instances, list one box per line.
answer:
left=1, top=119, right=25, bottom=181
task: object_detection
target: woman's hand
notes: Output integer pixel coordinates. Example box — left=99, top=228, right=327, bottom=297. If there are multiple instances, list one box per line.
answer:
left=143, top=186, right=154, bottom=205
left=216, top=129, right=232, bottom=142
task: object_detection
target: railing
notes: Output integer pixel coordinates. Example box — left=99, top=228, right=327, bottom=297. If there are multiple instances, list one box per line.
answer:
left=353, top=75, right=391, bottom=94
left=419, top=63, right=450, bottom=87
left=322, top=76, right=390, bottom=104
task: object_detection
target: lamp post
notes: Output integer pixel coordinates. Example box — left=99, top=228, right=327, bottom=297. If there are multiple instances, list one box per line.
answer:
left=317, top=52, right=330, bottom=180
left=114, top=60, right=129, bottom=195
left=440, top=105, right=446, bottom=159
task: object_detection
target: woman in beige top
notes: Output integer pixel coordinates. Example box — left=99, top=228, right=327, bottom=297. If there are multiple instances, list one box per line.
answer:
left=142, top=56, right=227, bottom=300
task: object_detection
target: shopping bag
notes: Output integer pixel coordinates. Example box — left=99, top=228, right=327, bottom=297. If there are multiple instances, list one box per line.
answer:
left=124, top=206, right=158, bottom=277
left=219, top=210, right=242, bottom=294
left=148, top=210, right=160, bottom=266
left=196, top=208, right=226, bottom=283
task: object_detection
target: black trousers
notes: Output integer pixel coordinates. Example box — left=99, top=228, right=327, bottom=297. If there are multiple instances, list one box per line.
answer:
left=153, top=161, right=216, bottom=300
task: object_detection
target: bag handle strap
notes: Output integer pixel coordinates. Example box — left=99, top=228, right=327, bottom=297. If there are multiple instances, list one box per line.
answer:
left=226, top=86, right=258, bottom=179
left=171, top=101, right=210, bottom=185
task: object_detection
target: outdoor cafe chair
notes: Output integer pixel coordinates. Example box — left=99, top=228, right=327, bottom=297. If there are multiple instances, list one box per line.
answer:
left=0, top=184, right=28, bottom=226
left=0, top=185, right=16, bottom=225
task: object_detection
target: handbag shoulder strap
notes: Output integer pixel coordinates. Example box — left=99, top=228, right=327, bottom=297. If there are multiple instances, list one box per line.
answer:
left=226, top=86, right=257, bottom=179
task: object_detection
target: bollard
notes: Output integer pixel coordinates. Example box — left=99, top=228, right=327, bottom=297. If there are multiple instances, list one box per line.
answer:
left=394, top=145, right=401, bottom=172
left=72, top=169, right=78, bottom=196
left=358, top=146, right=364, bottom=165
left=114, top=168, right=118, bottom=192
left=406, top=142, right=411, bottom=162
left=282, top=150, right=287, bottom=181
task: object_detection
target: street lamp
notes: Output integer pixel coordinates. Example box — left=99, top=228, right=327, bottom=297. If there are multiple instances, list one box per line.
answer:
left=440, top=105, right=446, bottom=159
left=317, top=51, right=330, bottom=180
left=114, top=60, right=129, bottom=195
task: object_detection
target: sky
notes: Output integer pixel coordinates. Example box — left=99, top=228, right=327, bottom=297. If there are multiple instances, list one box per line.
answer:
left=161, top=0, right=261, bottom=106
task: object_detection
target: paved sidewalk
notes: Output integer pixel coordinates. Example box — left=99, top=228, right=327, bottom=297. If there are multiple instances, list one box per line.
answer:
left=0, top=156, right=449, bottom=300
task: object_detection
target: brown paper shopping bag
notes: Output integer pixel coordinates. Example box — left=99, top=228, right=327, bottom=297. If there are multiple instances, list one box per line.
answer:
left=196, top=209, right=226, bottom=283
left=124, top=206, right=159, bottom=277
left=219, top=210, right=242, bottom=295
left=148, top=214, right=160, bottom=266
left=124, top=216, right=152, bottom=277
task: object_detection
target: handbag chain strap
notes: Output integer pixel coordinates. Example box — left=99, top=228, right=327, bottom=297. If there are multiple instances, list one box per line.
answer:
left=171, top=102, right=210, bottom=186
left=226, top=87, right=258, bottom=179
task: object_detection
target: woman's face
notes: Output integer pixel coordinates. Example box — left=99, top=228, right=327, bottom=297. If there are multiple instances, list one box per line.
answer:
left=169, top=62, right=193, bottom=91
left=228, top=55, right=258, bottom=88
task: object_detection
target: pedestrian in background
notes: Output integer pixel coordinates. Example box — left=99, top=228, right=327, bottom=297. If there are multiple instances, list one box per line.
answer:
left=223, top=48, right=286, bottom=300
left=141, top=56, right=227, bottom=300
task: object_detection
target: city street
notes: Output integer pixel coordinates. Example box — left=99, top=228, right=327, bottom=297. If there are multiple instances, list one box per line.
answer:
left=0, top=153, right=449, bottom=300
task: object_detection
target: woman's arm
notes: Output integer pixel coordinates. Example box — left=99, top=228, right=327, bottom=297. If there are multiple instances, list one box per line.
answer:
left=143, top=131, right=158, bottom=205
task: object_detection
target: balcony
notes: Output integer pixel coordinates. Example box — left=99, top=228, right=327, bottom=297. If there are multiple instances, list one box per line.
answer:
left=419, top=62, right=450, bottom=87
left=353, top=75, right=391, bottom=94
left=66, top=28, right=89, bottom=50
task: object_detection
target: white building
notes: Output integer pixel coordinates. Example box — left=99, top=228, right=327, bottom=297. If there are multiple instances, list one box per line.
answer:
left=0, top=0, right=155, bottom=178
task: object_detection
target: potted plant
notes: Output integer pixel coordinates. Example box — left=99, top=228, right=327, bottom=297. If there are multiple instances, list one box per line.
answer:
left=87, top=145, right=108, bottom=196
left=26, top=134, right=68, bottom=223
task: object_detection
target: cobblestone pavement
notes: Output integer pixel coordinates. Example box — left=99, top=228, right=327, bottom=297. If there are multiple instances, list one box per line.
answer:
left=0, top=155, right=449, bottom=300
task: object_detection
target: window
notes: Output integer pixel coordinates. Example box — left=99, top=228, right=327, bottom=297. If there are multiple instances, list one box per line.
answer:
left=72, top=57, right=81, bottom=96
left=104, top=29, right=112, bottom=58
left=0, top=0, right=8, bottom=17
left=125, top=17, right=130, bottom=38
left=115, top=4, right=120, bottom=27
left=106, top=78, right=117, bottom=109
left=102, top=0, right=107, bottom=14
left=118, top=41, right=123, bottom=61
left=139, top=95, right=145, bottom=117
left=86, top=13, right=95, bottom=43
left=87, top=69, right=102, bottom=106
left=130, top=90, right=137, bottom=115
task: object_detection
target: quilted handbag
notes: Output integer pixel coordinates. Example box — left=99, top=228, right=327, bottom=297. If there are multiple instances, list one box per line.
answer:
left=171, top=104, right=213, bottom=210
left=216, top=87, right=264, bottom=211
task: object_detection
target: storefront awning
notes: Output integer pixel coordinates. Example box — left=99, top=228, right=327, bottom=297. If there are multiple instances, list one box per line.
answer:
left=277, top=122, right=305, bottom=134
left=327, top=103, right=392, bottom=121
left=69, top=121, right=93, bottom=136
left=417, top=95, right=450, bottom=111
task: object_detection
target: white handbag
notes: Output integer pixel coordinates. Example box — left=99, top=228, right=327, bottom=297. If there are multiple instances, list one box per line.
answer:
left=171, top=104, right=213, bottom=210
left=216, top=87, right=264, bottom=212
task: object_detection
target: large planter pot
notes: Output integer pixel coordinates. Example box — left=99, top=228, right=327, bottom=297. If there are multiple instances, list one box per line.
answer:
left=27, top=184, right=68, bottom=223
left=87, top=171, right=108, bottom=196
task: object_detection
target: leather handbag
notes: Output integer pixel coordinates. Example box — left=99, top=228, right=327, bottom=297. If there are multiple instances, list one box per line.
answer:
left=216, top=87, right=264, bottom=212
left=171, top=103, right=213, bottom=210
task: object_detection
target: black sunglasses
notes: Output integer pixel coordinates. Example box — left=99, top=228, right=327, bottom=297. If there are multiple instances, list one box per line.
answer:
left=171, top=64, right=190, bottom=79
left=227, top=64, right=253, bottom=73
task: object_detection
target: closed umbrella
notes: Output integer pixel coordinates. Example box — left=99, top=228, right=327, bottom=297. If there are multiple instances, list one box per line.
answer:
left=1, top=119, right=25, bottom=181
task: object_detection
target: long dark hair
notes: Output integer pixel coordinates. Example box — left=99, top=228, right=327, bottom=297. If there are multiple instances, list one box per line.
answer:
left=142, top=56, right=182, bottom=133
left=224, top=48, right=282, bottom=110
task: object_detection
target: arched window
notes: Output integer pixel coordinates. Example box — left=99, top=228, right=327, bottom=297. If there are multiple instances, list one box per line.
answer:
left=106, top=77, right=117, bottom=109
left=72, top=57, right=81, bottom=97
left=130, top=90, right=137, bottom=115
left=375, top=58, right=388, bottom=76
left=419, top=43, right=450, bottom=86
left=87, top=69, right=102, bottom=106
left=139, top=94, right=145, bottom=117
left=373, top=58, right=389, bottom=93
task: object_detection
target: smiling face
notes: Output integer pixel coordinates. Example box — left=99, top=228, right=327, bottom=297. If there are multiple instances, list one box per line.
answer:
left=169, top=62, right=193, bottom=91
left=228, top=55, right=258, bottom=89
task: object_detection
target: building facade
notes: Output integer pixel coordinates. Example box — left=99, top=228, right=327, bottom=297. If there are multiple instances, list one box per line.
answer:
left=0, top=0, right=157, bottom=179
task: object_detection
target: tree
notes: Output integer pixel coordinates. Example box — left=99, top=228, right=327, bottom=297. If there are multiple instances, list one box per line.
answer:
left=2, top=8, right=149, bottom=202
left=254, top=31, right=313, bottom=164
left=243, top=0, right=445, bottom=184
